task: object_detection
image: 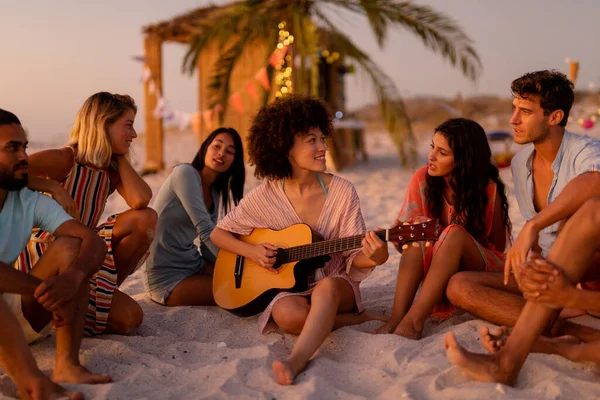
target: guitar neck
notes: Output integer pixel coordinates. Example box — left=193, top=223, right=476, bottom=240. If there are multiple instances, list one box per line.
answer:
left=277, top=230, right=388, bottom=264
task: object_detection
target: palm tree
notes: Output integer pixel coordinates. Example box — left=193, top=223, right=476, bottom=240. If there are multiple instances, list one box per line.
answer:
left=182, top=0, right=481, bottom=165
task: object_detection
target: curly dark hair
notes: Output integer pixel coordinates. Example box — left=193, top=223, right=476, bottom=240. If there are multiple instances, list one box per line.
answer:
left=247, top=94, right=333, bottom=180
left=426, top=118, right=511, bottom=245
left=511, top=70, right=574, bottom=127
left=190, top=127, right=245, bottom=215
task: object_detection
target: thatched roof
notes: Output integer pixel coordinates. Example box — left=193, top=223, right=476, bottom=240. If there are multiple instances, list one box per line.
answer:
left=143, top=4, right=231, bottom=42
left=142, top=2, right=336, bottom=46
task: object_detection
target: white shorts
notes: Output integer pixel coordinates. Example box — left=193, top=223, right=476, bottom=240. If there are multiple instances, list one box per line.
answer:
left=1, top=292, right=53, bottom=344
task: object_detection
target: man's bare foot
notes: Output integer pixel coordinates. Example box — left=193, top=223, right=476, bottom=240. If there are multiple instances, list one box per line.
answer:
left=16, top=373, right=84, bottom=400
left=479, top=326, right=511, bottom=354
left=443, top=332, right=517, bottom=385
left=52, top=364, right=111, bottom=385
left=392, top=319, right=423, bottom=340
left=272, top=359, right=304, bottom=386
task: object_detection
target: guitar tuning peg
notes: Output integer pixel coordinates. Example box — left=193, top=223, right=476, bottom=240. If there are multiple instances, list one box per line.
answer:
left=402, top=244, right=408, bottom=250
left=412, top=242, right=419, bottom=247
left=425, top=241, right=431, bottom=247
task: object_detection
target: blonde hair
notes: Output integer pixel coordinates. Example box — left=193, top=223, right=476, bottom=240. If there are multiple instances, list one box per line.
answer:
left=68, top=92, right=137, bottom=169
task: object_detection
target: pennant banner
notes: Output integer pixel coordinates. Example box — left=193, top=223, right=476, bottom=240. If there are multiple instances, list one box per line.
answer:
left=255, top=67, right=270, bottom=90
left=135, top=38, right=288, bottom=132
left=229, top=93, right=245, bottom=114
left=245, top=81, right=258, bottom=102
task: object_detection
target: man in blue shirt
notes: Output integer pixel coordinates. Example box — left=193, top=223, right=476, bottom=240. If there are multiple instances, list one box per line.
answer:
left=0, top=109, right=111, bottom=399
left=443, top=70, right=600, bottom=384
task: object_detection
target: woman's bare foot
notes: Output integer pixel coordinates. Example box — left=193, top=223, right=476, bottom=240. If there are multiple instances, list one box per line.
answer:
left=479, top=326, right=511, bottom=354
left=392, top=319, right=423, bottom=340
left=359, top=311, right=389, bottom=324
left=16, top=373, right=84, bottom=400
left=52, top=364, right=112, bottom=385
left=372, top=319, right=399, bottom=334
left=272, top=359, right=304, bottom=386
left=443, top=332, right=517, bottom=385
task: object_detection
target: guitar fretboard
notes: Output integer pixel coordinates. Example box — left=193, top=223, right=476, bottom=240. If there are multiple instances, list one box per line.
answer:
left=276, top=230, right=387, bottom=263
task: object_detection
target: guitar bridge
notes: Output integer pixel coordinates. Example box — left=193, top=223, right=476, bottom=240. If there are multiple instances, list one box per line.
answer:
left=234, top=255, right=244, bottom=289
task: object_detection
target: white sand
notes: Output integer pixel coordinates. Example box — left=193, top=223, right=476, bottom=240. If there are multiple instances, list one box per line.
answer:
left=2, top=128, right=600, bottom=399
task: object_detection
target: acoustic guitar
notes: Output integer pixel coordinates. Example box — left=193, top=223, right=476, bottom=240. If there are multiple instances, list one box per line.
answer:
left=213, top=220, right=439, bottom=317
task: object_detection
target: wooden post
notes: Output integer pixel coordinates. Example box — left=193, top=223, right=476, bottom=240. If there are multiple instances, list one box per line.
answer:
left=142, top=33, right=164, bottom=173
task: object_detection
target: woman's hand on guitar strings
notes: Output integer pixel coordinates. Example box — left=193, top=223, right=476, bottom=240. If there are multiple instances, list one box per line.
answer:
left=248, top=243, right=279, bottom=273
left=361, top=231, right=389, bottom=266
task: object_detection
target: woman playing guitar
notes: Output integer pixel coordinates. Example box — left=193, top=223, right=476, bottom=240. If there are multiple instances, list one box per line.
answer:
left=211, top=95, right=389, bottom=385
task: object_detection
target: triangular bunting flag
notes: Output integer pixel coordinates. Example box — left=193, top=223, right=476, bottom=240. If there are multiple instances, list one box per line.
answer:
left=255, top=67, right=270, bottom=90
left=245, top=81, right=259, bottom=102
left=229, top=93, right=245, bottom=114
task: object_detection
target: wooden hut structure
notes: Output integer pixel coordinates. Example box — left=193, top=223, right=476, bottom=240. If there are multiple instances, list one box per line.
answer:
left=141, top=5, right=357, bottom=173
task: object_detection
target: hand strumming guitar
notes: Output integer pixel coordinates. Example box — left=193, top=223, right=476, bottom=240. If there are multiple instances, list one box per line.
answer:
left=246, top=243, right=279, bottom=273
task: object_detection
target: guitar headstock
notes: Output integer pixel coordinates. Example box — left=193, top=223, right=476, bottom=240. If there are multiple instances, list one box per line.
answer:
left=387, top=219, right=440, bottom=249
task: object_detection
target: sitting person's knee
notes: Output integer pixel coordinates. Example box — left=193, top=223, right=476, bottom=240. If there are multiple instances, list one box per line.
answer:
left=580, top=197, right=600, bottom=226
left=312, top=277, right=342, bottom=303
left=446, top=272, right=473, bottom=305
left=53, top=237, right=82, bottom=259
left=135, top=208, right=158, bottom=241
left=110, top=301, right=143, bottom=334
left=274, top=306, right=308, bottom=334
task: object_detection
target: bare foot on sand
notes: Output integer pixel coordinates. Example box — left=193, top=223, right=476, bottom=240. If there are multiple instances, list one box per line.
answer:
left=357, top=311, right=389, bottom=324
left=52, top=364, right=112, bottom=385
left=372, top=319, right=399, bottom=334
left=532, top=335, right=583, bottom=359
left=443, top=332, right=517, bottom=384
left=17, top=374, right=84, bottom=400
left=479, top=326, right=511, bottom=354
left=392, top=319, right=423, bottom=340
left=272, top=359, right=303, bottom=385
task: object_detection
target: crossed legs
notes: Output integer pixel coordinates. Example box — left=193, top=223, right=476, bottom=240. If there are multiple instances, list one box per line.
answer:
left=444, top=197, right=600, bottom=384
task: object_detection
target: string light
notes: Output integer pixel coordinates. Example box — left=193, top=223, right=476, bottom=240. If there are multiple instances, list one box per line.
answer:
left=318, top=49, right=340, bottom=64
left=275, top=21, right=293, bottom=98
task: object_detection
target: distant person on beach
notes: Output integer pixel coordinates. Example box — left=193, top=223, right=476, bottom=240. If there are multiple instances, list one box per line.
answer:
left=210, top=95, right=389, bottom=385
left=444, top=70, right=600, bottom=384
left=142, top=127, right=245, bottom=306
left=20, top=92, right=157, bottom=336
left=373, top=118, right=511, bottom=339
left=0, top=109, right=111, bottom=400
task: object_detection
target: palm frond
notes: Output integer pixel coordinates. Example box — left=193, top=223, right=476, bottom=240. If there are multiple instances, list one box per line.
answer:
left=184, top=2, right=282, bottom=117
left=314, top=9, right=416, bottom=166
left=318, top=0, right=482, bottom=81
left=182, top=4, right=255, bottom=75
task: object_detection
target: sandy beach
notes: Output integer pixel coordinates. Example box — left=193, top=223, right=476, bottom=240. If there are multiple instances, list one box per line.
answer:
left=2, top=127, right=600, bottom=400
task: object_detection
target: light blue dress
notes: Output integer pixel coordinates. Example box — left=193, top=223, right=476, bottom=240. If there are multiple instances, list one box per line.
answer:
left=142, top=164, right=220, bottom=304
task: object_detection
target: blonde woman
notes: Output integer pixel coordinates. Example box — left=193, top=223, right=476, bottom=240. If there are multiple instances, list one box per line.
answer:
left=18, top=92, right=157, bottom=336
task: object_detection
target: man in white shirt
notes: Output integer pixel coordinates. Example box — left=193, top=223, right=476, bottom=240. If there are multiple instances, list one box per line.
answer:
left=0, top=109, right=111, bottom=399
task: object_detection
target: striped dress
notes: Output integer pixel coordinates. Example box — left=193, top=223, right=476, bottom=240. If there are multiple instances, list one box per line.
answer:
left=217, top=175, right=371, bottom=333
left=398, top=166, right=507, bottom=318
left=16, top=159, right=119, bottom=336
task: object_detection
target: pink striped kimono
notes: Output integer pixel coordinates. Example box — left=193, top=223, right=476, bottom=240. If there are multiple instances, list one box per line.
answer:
left=217, top=175, right=371, bottom=332
left=398, top=166, right=506, bottom=318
